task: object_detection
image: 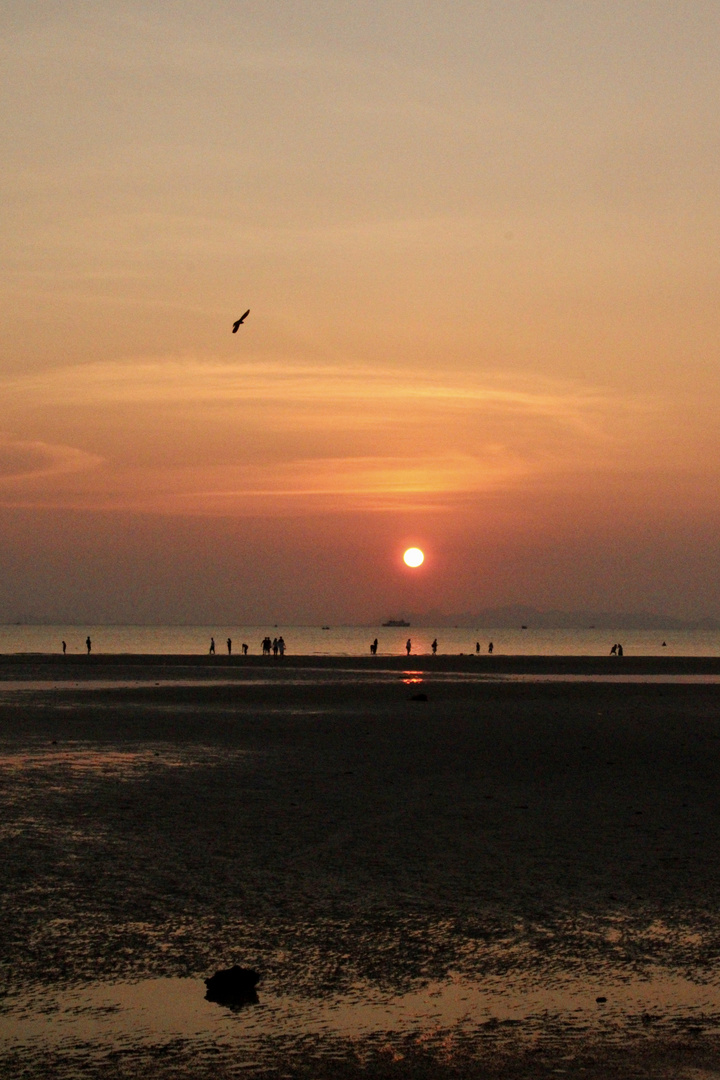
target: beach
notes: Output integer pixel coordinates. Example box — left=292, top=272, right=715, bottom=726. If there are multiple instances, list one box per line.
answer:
left=2, top=654, right=720, bottom=1078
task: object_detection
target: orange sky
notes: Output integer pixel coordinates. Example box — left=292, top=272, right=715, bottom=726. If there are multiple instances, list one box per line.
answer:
left=2, top=2, right=720, bottom=622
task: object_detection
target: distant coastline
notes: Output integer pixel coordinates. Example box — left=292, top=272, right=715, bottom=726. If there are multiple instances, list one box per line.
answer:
left=398, top=607, right=720, bottom=631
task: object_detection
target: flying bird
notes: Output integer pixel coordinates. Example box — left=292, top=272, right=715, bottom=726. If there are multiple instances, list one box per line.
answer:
left=232, top=310, right=250, bottom=332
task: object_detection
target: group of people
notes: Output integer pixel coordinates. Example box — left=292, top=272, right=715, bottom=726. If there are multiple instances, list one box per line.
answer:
left=62, top=637, right=91, bottom=655
left=261, top=635, right=285, bottom=656
left=209, top=637, right=250, bottom=655
left=369, top=638, right=495, bottom=656
left=212, top=636, right=286, bottom=656
left=56, top=636, right=652, bottom=659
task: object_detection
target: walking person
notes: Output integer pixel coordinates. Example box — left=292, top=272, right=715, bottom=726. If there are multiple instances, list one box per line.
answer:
left=406, top=638, right=412, bottom=656
left=62, top=640, right=67, bottom=655
left=209, top=637, right=215, bottom=655
left=431, top=638, right=438, bottom=655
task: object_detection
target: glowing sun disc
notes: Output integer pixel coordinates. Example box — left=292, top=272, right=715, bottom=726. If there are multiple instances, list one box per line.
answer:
left=403, top=547, right=424, bottom=568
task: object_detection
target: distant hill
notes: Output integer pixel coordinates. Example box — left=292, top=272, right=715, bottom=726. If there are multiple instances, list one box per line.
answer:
left=394, top=607, right=720, bottom=630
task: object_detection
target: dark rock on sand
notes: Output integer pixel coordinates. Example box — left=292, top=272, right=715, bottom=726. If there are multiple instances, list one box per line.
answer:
left=205, top=965, right=260, bottom=1006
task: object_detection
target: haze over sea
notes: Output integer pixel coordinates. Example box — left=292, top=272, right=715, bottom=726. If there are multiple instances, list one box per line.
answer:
left=3, top=624, right=720, bottom=657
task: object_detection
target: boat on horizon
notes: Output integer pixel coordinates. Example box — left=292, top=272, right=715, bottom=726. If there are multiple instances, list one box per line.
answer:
left=382, top=619, right=410, bottom=627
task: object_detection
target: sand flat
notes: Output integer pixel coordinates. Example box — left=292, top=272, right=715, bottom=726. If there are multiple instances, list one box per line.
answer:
left=1, top=654, right=720, bottom=1077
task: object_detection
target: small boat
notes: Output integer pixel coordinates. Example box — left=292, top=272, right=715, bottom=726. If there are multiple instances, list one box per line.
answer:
left=382, top=619, right=410, bottom=627
left=321, top=625, right=330, bottom=630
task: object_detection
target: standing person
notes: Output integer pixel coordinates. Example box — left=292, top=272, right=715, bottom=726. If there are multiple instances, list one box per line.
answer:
left=62, top=640, right=67, bottom=655
left=488, top=642, right=493, bottom=654
left=278, top=636, right=285, bottom=656
left=86, top=636, right=91, bottom=655
left=370, top=638, right=378, bottom=655
left=406, top=638, right=411, bottom=656
left=617, top=643, right=624, bottom=656
left=476, top=642, right=480, bottom=654
left=431, top=639, right=438, bottom=655
left=209, top=637, right=215, bottom=655
left=227, top=637, right=232, bottom=655
left=242, top=643, right=248, bottom=655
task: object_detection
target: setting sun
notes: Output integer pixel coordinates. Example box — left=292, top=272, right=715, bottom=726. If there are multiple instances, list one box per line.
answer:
left=403, top=548, right=424, bottom=568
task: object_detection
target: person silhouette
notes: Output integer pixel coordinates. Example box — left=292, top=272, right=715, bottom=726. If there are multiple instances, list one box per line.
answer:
left=617, top=643, right=624, bottom=656
left=209, top=637, right=215, bottom=655
left=278, top=636, right=285, bottom=656
left=62, top=640, right=67, bottom=655
left=406, top=638, right=411, bottom=656
left=86, top=636, right=91, bottom=655
left=370, top=638, right=378, bottom=655
left=431, top=638, right=437, bottom=655
left=476, top=641, right=480, bottom=654
left=488, top=642, right=493, bottom=654
left=610, top=643, right=617, bottom=655
left=227, top=637, right=232, bottom=655
left=242, top=643, right=248, bottom=655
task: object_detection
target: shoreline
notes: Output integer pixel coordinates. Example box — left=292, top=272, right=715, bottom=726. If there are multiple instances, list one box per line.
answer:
left=2, top=652, right=720, bottom=678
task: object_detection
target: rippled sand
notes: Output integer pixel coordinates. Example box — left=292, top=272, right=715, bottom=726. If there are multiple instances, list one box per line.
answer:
left=1, top=654, right=720, bottom=1077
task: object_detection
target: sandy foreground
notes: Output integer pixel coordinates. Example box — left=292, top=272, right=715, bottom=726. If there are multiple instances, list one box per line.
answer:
left=1, top=654, right=720, bottom=1078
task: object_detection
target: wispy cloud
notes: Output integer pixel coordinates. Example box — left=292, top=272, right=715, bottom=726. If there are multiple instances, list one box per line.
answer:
left=0, top=359, right=652, bottom=514
left=0, top=435, right=102, bottom=483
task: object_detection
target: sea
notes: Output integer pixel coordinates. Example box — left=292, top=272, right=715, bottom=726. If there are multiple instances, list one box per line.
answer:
left=1, top=624, right=719, bottom=657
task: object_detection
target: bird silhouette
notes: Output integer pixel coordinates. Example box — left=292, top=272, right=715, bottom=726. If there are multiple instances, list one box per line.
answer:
left=232, top=310, right=250, bottom=332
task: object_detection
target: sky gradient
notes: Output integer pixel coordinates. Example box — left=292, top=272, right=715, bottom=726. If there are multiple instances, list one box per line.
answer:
left=2, top=1, right=720, bottom=623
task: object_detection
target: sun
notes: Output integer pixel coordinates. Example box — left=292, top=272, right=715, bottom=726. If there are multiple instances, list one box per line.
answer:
left=403, top=547, right=424, bottom=568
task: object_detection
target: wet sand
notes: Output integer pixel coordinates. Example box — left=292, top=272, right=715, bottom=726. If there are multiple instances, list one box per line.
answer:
left=2, top=654, right=720, bottom=1077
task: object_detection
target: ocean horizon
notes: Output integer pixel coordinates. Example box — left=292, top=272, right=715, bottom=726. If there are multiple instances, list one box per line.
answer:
left=2, top=624, right=720, bottom=657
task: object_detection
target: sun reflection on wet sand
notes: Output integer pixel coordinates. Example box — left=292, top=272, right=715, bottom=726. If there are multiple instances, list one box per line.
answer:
left=3, top=672, right=720, bottom=699
left=0, top=749, right=186, bottom=773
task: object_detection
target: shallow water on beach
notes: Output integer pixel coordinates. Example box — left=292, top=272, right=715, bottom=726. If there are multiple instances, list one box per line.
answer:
left=4, top=968, right=720, bottom=1066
